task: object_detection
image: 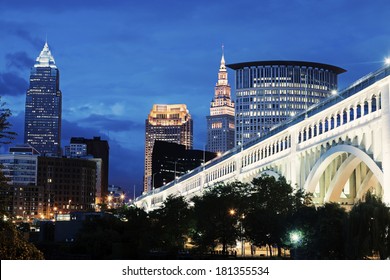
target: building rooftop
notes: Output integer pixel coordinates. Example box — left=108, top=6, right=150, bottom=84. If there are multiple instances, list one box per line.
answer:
left=227, top=60, right=346, bottom=74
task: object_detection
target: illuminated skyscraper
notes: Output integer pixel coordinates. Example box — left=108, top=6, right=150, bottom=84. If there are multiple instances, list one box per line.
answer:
left=206, top=48, right=235, bottom=153
left=144, top=104, right=193, bottom=192
left=227, top=61, right=346, bottom=146
left=24, top=42, right=62, bottom=156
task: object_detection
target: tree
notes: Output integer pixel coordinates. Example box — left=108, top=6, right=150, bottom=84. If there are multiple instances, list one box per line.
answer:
left=0, top=219, right=44, bottom=259
left=244, top=175, right=303, bottom=257
left=149, top=195, right=193, bottom=256
left=119, top=206, right=154, bottom=259
left=346, top=193, right=390, bottom=259
left=0, top=98, right=16, bottom=144
left=73, top=214, right=123, bottom=259
left=289, top=203, right=347, bottom=259
left=191, top=181, right=251, bottom=254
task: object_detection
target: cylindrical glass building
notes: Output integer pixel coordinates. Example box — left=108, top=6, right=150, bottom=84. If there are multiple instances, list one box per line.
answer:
left=227, top=61, right=346, bottom=146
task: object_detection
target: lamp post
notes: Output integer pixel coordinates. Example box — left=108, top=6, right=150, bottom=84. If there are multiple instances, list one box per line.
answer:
left=152, top=172, right=159, bottom=190
left=289, top=230, right=303, bottom=259
left=229, top=209, right=245, bottom=256
left=304, top=74, right=308, bottom=119
left=120, top=194, right=125, bottom=206
left=174, top=161, right=178, bottom=184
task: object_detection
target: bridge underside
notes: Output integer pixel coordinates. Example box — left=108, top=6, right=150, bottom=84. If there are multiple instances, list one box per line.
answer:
left=301, top=145, right=383, bottom=207
left=308, top=154, right=381, bottom=206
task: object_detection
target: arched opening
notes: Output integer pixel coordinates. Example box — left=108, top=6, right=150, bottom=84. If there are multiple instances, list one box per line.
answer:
left=349, top=107, right=355, bottom=121
left=343, top=110, right=348, bottom=124
left=336, top=113, right=341, bottom=127
left=371, top=95, right=377, bottom=112
left=364, top=101, right=369, bottom=115
left=303, top=145, right=383, bottom=205
left=356, top=104, right=362, bottom=118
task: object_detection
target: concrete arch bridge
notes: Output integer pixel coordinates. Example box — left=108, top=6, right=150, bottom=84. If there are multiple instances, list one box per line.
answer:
left=135, top=66, right=390, bottom=211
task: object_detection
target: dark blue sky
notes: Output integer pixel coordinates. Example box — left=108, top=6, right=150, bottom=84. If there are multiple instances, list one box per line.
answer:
left=1, top=0, right=390, bottom=196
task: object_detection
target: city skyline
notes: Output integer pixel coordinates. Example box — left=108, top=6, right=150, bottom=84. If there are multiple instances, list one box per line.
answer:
left=1, top=0, right=390, bottom=196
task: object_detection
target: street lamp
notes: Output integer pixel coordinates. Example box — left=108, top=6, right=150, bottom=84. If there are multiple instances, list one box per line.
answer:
left=152, top=172, right=159, bottom=190
left=229, top=209, right=245, bottom=256
left=289, top=229, right=303, bottom=259
left=120, top=194, right=125, bottom=206
left=304, top=74, right=308, bottom=119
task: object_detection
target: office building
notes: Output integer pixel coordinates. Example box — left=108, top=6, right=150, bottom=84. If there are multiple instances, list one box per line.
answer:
left=151, top=141, right=217, bottom=189
left=0, top=145, right=40, bottom=218
left=227, top=61, right=346, bottom=145
left=24, top=42, right=62, bottom=156
left=144, top=104, right=193, bottom=192
left=37, top=157, right=97, bottom=217
left=66, top=136, right=109, bottom=203
left=206, top=49, right=235, bottom=153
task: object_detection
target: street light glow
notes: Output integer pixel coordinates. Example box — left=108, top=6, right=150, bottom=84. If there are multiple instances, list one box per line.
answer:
left=385, top=57, right=390, bottom=65
left=289, top=230, right=303, bottom=244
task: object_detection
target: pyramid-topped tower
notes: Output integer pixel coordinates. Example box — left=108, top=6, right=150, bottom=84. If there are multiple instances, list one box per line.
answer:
left=35, top=42, right=57, bottom=68
left=24, top=42, right=62, bottom=156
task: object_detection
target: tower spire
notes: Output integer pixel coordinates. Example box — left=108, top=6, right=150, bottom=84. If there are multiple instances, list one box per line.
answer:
left=220, top=44, right=226, bottom=71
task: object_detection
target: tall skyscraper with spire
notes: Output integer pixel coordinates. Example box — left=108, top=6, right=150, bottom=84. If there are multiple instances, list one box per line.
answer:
left=206, top=47, right=235, bottom=153
left=24, top=42, right=62, bottom=156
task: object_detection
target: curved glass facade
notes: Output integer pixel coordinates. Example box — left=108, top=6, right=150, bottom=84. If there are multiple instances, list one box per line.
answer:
left=227, top=61, right=346, bottom=146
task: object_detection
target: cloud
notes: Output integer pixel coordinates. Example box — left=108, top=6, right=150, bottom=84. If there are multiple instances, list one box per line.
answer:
left=0, top=72, right=28, bottom=96
left=13, top=29, right=43, bottom=49
left=6, top=52, right=34, bottom=71
left=61, top=118, right=144, bottom=194
left=77, top=114, right=144, bottom=132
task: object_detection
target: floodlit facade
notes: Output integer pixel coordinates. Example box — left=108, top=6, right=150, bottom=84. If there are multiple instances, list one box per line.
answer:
left=24, top=42, right=62, bottom=156
left=0, top=145, right=40, bottom=218
left=144, top=104, right=193, bottom=192
left=206, top=49, right=235, bottom=153
left=227, top=61, right=346, bottom=146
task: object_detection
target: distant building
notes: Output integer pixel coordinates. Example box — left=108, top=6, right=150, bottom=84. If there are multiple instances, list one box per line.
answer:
left=0, top=145, right=40, bottom=218
left=227, top=61, right=346, bottom=146
left=37, top=157, right=97, bottom=218
left=144, top=104, right=193, bottom=193
left=151, top=141, right=217, bottom=189
left=206, top=48, right=235, bottom=153
left=24, top=42, right=62, bottom=156
left=66, top=136, right=109, bottom=203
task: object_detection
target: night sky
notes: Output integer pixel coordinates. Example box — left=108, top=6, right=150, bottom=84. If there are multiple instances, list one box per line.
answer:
left=1, top=0, right=390, bottom=196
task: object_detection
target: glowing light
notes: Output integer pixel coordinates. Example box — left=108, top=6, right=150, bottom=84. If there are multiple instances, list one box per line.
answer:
left=385, top=57, right=390, bottom=65
left=331, top=90, right=338, bottom=95
left=289, top=230, right=303, bottom=244
left=229, top=209, right=236, bottom=216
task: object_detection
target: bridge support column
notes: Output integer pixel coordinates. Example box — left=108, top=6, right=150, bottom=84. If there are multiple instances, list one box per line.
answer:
left=381, top=82, right=390, bottom=204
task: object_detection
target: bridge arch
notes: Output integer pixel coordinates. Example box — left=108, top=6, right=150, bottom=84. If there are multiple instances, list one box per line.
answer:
left=303, top=145, right=383, bottom=203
